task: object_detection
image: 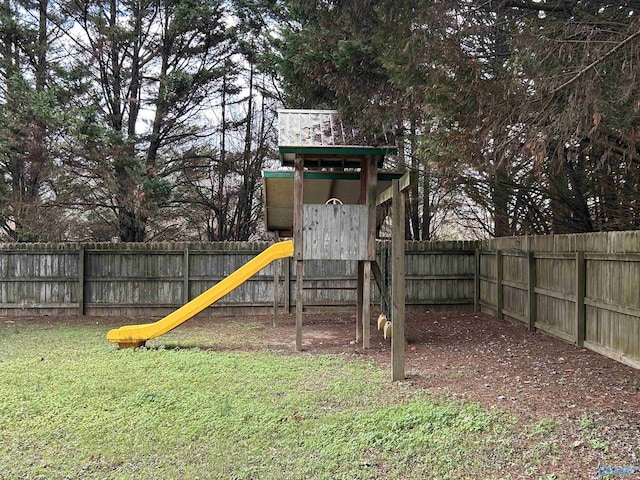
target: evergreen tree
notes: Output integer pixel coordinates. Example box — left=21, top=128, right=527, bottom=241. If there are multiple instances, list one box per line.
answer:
left=273, top=0, right=640, bottom=238
left=63, top=0, right=231, bottom=241
left=173, top=0, right=281, bottom=241
left=0, top=0, right=70, bottom=241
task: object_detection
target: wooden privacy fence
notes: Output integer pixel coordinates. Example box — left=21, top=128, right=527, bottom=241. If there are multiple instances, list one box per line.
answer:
left=4, top=231, right=640, bottom=371
left=0, top=240, right=476, bottom=318
left=478, top=231, right=640, bottom=370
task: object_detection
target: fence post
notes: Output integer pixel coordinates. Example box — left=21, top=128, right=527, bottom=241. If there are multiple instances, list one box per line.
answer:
left=183, top=247, right=190, bottom=304
left=496, top=250, right=503, bottom=319
left=474, top=248, right=480, bottom=312
left=528, top=251, right=536, bottom=332
left=78, top=246, right=85, bottom=316
left=576, top=251, right=586, bottom=346
left=284, top=256, right=291, bottom=314
left=273, top=258, right=279, bottom=327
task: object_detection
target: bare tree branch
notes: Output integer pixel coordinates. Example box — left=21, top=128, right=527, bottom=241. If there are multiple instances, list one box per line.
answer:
left=550, top=28, right=640, bottom=95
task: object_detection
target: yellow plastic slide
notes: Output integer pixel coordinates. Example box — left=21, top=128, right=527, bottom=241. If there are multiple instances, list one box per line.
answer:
left=107, top=240, right=294, bottom=349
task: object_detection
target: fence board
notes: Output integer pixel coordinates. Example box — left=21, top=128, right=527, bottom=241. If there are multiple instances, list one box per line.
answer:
left=479, top=252, right=497, bottom=314
left=587, top=257, right=640, bottom=309
left=536, top=294, right=576, bottom=340
left=481, top=232, right=640, bottom=369
left=503, top=284, right=528, bottom=325
left=0, top=241, right=476, bottom=316
left=7, top=232, right=640, bottom=372
left=0, top=251, right=78, bottom=307
left=501, top=252, right=527, bottom=324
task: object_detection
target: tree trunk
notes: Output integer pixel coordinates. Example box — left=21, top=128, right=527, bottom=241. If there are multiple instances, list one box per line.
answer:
left=549, top=145, right=571, bottom=234
left=216, top=68, right=229, bottom=241
left=233, top=59, right=254, bottom=240
left=493, top=164, right=510, bottom=237
left=409, top=120, right=420, bottom=240
left=566, top=151, right=593, bottom=233
left=421, top=165, right=431, bottom=241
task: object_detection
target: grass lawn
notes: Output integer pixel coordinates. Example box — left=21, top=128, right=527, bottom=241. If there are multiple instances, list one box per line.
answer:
left=0, top=317, right=581, bottom=479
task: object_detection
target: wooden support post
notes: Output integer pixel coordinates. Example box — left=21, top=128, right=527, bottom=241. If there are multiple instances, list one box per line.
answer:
left=391, top=180, right=405, bottom=382
left=183, top=247, right=190, bottom=305
left=496, top=250, right=503, bottom=319
left=296, top=260, right=303, bottom=351
left=366, top=156, right=377, bottom=260
left=273, top=258, right=279, bottom=327
left=576, top=251, right=586, bottom=346
left=284, top=256, right=291, bottom=314
left=356, top=159, right=369, bottom=345
left=372, top=260, right=391, bottom=314
left=528, top=251, right=536, bottom=332
left=356, top=261, right=363, bottom=343
left=474, top=248, right=480, bottom=312
left=78, top=247, right=85, bottom=316
left=376, top=171, right=413, bottom=207
left=363, top=260, right=371, bottom=349
left=294, top=156, right=303, bottom=260
left=363, top=155, right=377, bottom=348
left=294, top=155, right=304, bottom=351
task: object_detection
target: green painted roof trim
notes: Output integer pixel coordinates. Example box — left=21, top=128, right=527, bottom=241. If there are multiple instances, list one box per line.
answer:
left=262, top=170, right=404, bottom=181
left=278, top=145, right=397, bottom=156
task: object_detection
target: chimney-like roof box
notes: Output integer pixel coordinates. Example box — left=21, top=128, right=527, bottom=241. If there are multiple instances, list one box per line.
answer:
left=277, top=109, right=397, bottom=168
left=278, top=109, right=348, bottom=146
